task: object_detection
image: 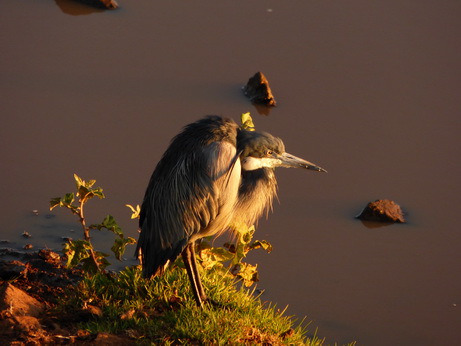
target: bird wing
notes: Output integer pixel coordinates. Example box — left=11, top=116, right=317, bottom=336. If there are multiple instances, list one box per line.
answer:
left=137, top=117, right=240, bottom=277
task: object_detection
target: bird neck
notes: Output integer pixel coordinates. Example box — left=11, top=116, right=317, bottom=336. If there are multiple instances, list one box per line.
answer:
left=231, top=168, right=277, bottom=228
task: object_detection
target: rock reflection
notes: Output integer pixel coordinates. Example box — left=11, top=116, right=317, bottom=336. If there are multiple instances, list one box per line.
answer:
left=252, top=103, right=273, bottom=116
left=359, top=220, right=396, bottom=229
left=54, top=0, right=104, bottom=16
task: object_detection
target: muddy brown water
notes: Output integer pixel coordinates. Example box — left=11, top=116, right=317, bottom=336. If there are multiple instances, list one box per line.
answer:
left=1, top=1, right=460, bottom=345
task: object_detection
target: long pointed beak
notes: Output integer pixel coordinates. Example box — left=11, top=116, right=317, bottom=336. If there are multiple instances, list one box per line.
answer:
left=278, top=152, right=327, bottom=173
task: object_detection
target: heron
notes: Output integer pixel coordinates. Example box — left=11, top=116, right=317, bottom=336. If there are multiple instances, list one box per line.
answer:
left=137, top=115, right=326, bottom=307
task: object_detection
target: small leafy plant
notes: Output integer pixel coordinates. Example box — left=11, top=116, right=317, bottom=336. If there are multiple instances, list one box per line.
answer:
left=197, top=224, right=272, bottom=287
left=241, top=111, right=256, bottom=131
left=126, top=204, right=272, bottom=287
left=50, top=174, right=136, bottom=273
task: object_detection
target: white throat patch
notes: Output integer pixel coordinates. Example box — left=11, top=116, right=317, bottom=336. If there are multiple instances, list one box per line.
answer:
left=241, top=156, right=281, bottom=171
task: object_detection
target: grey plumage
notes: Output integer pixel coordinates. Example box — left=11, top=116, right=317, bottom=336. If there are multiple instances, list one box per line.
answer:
left=136, top=115, right=326, bottom=306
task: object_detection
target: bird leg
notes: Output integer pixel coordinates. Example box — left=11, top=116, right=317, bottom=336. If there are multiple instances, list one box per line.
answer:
left=181, top=242, right=207, bottom=307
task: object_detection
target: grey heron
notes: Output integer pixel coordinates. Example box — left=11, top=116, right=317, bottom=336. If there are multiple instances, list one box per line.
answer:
left=137, top=115, right=326, bottom=307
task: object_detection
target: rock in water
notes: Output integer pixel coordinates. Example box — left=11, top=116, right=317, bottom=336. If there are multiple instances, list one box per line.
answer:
left=97, top=0, right=118, bottom=9
left=243, top=72, right=277, bottom=106
left=356, top=199, right=405, bottom=223
left=78, top=0, right=119, bottom=9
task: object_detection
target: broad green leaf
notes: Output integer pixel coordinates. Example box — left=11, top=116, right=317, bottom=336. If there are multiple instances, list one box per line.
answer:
left=77, top=185, right=91, bottom=199
left=81, top=250, right=109, bottom=273
left=74, top=174, right=95, bottom=189
left=249, top=240, right=273, bottom=253
left=50, top=193, right=77, bottom=211
left=63, top=239, right=91, bottom=268
left=73, top=173, right=84, bottom=188
left=241, top=112, right=256, bottom=131
left=199, top=245, right=234, bottom=270
left=126, top=204, right=141, bottom=219
left=103, top=215, right=122, bottom=235
left=90, top=215, right=122, bottom=236
left=74, top=174, right=104, bottom=201
left=233, top=224, right=255, bottom=243
left=111, top=236, right=136, bottom=260
left=92, top=189, right=105, bottom=199
left=233, top=241, right=247, bottom=265
left=95, top=250, right=110, bottom=269
left=201, top=247, right=234, bottom=262
left=49, top=197, right=62, bottom=211
left=63, top=193, right=75, bottom=206
left=233, top=263, right=259, bottom=287
left=241, top=227, right=255, bottom=244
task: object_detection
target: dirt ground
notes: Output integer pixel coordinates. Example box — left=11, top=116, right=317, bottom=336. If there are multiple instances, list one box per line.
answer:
left=0, top=248, right=135, bottom=345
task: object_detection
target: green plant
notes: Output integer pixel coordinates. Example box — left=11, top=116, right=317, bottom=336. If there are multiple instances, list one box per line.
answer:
left=197, top=223, right=272, bottom=287
left=126, top=204, right=271, bottom=287
left=241, top=111, right=256, bottom=131
left=50, top=174, right=136, bottom=273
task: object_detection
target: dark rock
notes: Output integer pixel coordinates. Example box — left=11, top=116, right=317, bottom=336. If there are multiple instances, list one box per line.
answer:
left=356, top=199, right=405, bottom=223
left=85, top=304, right=103, bottom=317
left=77, top=0, right=119, bottom=9
left=243, top=72, right=277, bottom=106
left=0, top=248, right=22, bottom=257
left=0, top=260, right=27, bottom=280
left=38, top=249, right=61, bottom=264
left=0, top=249, right=85, bottom=305
left=97, top=0, right=118, bottom=8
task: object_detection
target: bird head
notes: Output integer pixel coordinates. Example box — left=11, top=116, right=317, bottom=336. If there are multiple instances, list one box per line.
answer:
left=237, top=130, right=327, bottom=173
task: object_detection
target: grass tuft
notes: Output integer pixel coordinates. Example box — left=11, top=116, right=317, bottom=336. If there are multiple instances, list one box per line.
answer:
left=61, top=264, right=327, bottom=345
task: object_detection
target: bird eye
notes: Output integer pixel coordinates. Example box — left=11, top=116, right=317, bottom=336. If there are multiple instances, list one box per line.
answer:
left=266, top=150, right=273, bottom=156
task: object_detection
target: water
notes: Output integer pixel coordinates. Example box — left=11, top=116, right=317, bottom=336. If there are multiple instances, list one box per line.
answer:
left=1, top=1, right=460, bottom=344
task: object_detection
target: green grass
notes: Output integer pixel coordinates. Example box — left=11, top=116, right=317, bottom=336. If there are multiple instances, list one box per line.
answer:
left=61, top=264, right=328, bottom=345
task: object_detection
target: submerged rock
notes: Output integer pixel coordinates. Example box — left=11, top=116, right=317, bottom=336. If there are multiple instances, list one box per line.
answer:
left=243, top=72, right=277, bottom=106
left=356, top=199, right=405, bottom=223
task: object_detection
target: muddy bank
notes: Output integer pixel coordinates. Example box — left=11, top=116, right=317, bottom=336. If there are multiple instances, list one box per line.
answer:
left=0, top=249, right=134, bottom=345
